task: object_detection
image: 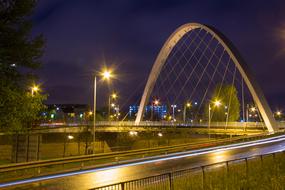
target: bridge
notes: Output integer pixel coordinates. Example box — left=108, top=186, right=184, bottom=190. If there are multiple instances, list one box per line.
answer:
left=36, top=121, right=283, bottom=135
left=134, top=23, right=277, bottom=133
left=0, top=23, right=284, bottom=189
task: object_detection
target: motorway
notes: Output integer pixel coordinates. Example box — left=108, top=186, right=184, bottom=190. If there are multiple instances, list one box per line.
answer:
left=2, top=134, right=285, bottom=189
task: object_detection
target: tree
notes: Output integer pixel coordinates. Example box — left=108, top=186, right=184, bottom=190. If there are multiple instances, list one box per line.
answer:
left=0, top=1, right=46, bottom=131
left=205, top=84, right=240, bottom=122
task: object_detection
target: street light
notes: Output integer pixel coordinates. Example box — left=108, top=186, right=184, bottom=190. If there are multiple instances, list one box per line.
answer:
left=111, top=93, right=117, bottom=99
left=93, top=68, right=113, bottom=154
left=31, top=85, right=39, bottom=96
left=171, top=104, right=177, bottom=122
left=109, top=92, right=118, bottom=120
left=214, top=100, right=221, bottom=107
left=67, top=135, right=74, bottom=140
left=208, top=99, right=222, bottom=139
left=183, top=101, right=192, bottom=123
left=114, top=106, right=120, bottom=120
left=102, top=70, right=112, bottom=80
left=151, top=99, right=159, bottom=121
left=154, top=99, right=159, bottom=106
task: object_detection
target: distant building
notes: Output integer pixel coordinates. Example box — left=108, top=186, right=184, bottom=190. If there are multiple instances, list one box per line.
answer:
left=129, top=105, right=138, bottom=117
left=43, top=104, right=90, bottom=123
left=129, top=105, right=167, bottom=119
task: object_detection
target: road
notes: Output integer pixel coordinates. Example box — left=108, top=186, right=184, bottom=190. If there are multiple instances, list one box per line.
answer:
left=2, top=134, right=285, bottom=190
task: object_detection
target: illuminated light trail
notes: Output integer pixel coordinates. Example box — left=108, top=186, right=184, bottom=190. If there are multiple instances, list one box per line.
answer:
left=1, top=134, right=285, bottom=188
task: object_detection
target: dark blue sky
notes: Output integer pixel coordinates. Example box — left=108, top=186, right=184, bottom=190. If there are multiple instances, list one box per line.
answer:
left=32, top=0, right=285, bottom=110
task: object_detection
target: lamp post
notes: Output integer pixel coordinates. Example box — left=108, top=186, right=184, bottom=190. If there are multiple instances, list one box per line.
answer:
left=276, top=111, right=282, bottom=121
left=151, top=99, right=159, bottom=121
left=93, top=70, right=113, bottom=154
left=115, top=105, right=120, bottom=120
left=108, top=93, right=117, bottom=121
left=208, top=100, right=221, bottom=139
left=183, top=102, right=191, bottom=123
left=244, top=104, right=249, bottom=131
left=171, top=104, right=177, bottom=121
left=93, top=76, right=97, bottom=154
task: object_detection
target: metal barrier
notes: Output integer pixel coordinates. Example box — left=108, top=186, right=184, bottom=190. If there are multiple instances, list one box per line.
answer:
left=93, top=151, right=285, bottom=190
left=0, top=133, right=271, bottom=183
left=33, top=121, right=269, bottom=134
left=40, top=121, right=267, bottom=128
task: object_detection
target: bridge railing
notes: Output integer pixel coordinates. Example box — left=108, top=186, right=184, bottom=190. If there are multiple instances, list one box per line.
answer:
left=38, top=121, right=285, bottom=131
left=95, top=121, right=266, bottom=128
left=93, top=151, right=285, bottom=190
left=40, top=121, right=265, bottom=127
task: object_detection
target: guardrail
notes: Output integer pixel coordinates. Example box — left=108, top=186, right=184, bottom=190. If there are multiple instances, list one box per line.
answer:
left=5, top=121, right=284, bottom=135
left=0, top=132, right=271, bottom=183
left=33, top=121, right=268, bottom=134
left=93, top=151, right=285, bottom=190
left=39, top=121, right=267, bottom=128
left=98, top=121, right=266, bottom=128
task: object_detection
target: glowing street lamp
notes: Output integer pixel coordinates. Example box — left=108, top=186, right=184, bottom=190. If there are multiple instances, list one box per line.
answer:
left=183, top=101, right=192, bottom=123
left=214, top=100, right=221, bottom=107
left=67, top=135, right=74, bottom=140
left=102, top=70, right=112, bottom=80
left=171, top=104, right=177, bottom=121
left=154, top=99, right=159, bottom=106
left=276, top=111, right=282, bottom=116
left=129, top=131, right=138, bottom=136
left=111, top=93, right=117, bottom=99
left=208, top=99, right=222, bottom=138
left=168, top=115, right=172, bottom=121
left=93, top=68, right=114, bottom=154
left=31, top=85, right=39, bottom=96
left=151, top=99, right=159, bottom=121
left=109, top=92, right=118, bottom=120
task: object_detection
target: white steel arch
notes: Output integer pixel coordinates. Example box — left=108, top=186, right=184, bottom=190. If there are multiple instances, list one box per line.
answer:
left=135, top=23, right=278, bottom=132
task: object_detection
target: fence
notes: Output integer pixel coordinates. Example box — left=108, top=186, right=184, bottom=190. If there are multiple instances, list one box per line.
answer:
left=93, top=151, right=285, bottom=190
left=40, top=121, right=267, bottom=129
left=0, top=133, right=272, bottom=183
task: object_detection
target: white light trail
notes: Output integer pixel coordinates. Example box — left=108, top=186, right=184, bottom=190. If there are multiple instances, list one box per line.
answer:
left=1, top=134, right=285, bottom=188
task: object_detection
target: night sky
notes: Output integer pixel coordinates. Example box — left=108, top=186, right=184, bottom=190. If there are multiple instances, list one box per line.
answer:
left=31, top=0, right=285, bottom=110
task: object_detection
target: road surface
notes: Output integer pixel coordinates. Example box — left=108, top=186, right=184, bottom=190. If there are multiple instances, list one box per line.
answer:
left=2, top=134, right=285, bottom=190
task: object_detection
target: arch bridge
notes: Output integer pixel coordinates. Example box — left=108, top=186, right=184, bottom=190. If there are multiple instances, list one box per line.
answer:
left=134, top=23, right=278, bottom=133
